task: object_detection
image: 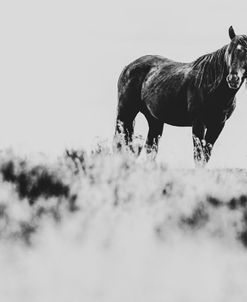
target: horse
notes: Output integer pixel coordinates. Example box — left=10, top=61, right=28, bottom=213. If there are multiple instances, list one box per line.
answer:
left=113, top=26, right=247, bottom=166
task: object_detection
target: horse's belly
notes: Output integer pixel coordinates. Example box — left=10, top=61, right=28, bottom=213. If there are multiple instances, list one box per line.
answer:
left=142, top=70, right=192, bottom=126
left=164, top=114, right=192, bottom=126
left=158, top=108, right=192, bottom=126
left=145, top=96, right=193, bottom=127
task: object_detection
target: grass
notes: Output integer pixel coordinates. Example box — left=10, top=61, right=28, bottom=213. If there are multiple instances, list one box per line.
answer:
left=0, top=143, right=247, bottom=301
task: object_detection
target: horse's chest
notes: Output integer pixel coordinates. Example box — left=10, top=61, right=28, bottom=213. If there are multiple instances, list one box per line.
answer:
left=203, top=98, right=236, bottom=124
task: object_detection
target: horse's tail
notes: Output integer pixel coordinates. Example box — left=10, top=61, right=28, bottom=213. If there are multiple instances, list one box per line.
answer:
left=114, top=56, right=155, bottom=152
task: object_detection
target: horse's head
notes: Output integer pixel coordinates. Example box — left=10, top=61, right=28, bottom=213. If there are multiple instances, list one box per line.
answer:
left=226, top=26, right=247, bottom=89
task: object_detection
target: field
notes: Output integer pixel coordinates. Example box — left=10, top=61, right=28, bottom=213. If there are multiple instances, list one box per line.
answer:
left=1, top=144, right=247, bottom=302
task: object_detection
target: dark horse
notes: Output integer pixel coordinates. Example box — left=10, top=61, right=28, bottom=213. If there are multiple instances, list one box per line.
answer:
left=114, top=26, right=247, bottom=166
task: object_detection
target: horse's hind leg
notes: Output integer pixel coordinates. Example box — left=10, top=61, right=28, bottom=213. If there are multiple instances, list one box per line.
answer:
left=114, top=116, right=136, bottom=150
left=114, top=101, right=140, bottom=153
left=144, top=116, right=164, bottom=159
left=114, top=59, right=153, bottom=154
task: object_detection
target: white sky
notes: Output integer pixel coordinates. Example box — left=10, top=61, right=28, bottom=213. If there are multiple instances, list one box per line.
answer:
left=0, top=0, right=247, bottom=167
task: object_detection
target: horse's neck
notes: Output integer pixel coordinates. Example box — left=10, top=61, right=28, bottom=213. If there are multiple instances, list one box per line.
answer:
left=192, top=45, right=228, bottom=93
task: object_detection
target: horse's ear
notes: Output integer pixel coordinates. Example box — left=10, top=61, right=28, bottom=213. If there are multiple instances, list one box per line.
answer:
left=229, top=26, right=236, bottom=40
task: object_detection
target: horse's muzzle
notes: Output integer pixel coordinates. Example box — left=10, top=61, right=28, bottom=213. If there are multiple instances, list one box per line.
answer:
left=226, top=74, right=240, bottom=89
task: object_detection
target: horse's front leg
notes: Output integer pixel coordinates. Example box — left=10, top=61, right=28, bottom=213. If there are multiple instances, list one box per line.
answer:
left=192, top=119, right=207, bottom=167
left=204, top=121, right=225, bottom=162
left=192, top=120, right=225, bottom=167
left=194, top=138, right=213, bottom=164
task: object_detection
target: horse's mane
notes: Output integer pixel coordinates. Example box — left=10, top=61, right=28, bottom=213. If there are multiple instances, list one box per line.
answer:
left=191, top=45, right=228, bottom=93
left=230, top=35, right=247, bottom=49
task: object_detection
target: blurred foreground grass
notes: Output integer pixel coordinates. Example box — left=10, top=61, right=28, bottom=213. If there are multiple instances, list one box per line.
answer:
left=0, top=142, right=247, bottom=248
left=1, top=143, right=247, bottom=301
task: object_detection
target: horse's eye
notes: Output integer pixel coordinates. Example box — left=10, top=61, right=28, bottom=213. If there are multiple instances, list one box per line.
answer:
left=237, top=49, right=246, bottom=59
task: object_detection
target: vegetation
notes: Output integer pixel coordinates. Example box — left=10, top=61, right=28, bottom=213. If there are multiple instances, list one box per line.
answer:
left=1, top=143, right=247, bottom=301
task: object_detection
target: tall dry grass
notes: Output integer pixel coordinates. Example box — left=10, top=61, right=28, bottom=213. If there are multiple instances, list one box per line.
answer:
left=0, top=144, right=247, bottom=301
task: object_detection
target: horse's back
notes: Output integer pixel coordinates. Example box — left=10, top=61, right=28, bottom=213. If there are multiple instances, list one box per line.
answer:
left=117, top=55, right=193, bottom=126
left=118, top=55, right=167, bottom=90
